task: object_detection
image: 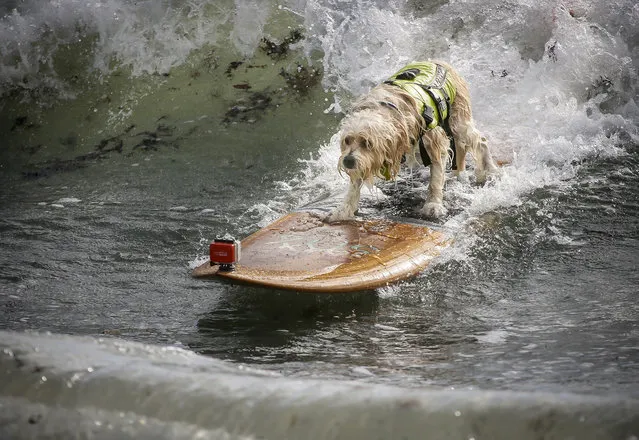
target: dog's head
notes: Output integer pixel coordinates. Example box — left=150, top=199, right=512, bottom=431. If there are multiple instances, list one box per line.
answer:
left=338, top=115, right=385, bottom=183
left=336, top=84, right=422, bottom=183
left=337, top=110, right=416, bottom=184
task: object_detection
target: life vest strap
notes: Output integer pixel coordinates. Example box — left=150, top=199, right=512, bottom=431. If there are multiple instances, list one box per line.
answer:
left=418, top=119, right=457, bottom=170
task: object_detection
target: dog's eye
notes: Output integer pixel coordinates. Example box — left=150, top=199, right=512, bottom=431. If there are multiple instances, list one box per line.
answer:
left=363, top=139, right=371, bottom=149
left=344, top=136, right=353, bottom=146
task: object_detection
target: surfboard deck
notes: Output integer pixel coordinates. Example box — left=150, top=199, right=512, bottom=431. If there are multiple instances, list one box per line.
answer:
left=192, top=211, right=449, bottom=293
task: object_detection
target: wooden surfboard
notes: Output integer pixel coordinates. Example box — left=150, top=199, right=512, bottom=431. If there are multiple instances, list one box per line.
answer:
left=192, top=211, right=449, bottom=293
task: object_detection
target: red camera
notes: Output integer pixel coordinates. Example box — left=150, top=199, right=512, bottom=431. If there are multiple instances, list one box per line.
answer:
left=209, top=239, right=241, bottom=270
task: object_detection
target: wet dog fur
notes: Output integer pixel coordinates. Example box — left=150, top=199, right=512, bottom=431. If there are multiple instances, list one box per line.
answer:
left=327, top=60, right=499, bottom=222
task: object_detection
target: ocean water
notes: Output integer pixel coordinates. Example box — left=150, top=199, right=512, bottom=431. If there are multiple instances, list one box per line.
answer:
left=1, top=0, right=638, bottom=438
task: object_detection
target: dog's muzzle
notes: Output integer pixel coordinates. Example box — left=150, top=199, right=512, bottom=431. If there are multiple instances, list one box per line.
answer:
left=342, top=154, right=356, bottom=170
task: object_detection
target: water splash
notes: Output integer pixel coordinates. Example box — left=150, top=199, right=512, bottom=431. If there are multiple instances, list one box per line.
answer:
left=0, top=0, right=224, bottom=97
left=231, top=0, right=271, bottom=57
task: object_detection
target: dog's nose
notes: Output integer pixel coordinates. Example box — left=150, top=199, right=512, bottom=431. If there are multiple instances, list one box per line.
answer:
left=342, top=154, right=356, bottom=169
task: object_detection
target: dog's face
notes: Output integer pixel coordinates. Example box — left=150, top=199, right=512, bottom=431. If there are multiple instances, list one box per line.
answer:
left=339, top=133, right=370, bottom=177
left=337, top=113, right=391, bottom=183
left=336, top=85, right=423, bottom=184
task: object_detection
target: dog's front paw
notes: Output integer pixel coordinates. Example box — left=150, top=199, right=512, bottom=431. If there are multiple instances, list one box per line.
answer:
left=420, top=202, right=448, bottom=219
left=325, top=208, right=355, bottom=223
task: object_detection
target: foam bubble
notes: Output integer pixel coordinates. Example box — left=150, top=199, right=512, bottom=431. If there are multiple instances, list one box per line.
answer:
left=377, top=283, right=402, bottom=298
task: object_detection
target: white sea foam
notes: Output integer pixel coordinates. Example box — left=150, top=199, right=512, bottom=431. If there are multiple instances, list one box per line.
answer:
left=231, top=0, right=271, bottom=57
left=377, top=283, right=402, bottom=298
left=188, top=254, right=209, bottom=270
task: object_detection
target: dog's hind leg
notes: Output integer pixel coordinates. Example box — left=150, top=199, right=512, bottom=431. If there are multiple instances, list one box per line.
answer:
left=447, top=118, right=468, bottom=178
left=445, top=70, right=499, bottom=183
left=451, top=121, right=499, bottom=184
left=467, top=126, right=499, bottom=183
left=327, top=178, right=362, bottom=222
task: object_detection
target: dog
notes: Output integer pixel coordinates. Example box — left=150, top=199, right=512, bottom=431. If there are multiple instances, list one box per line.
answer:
left=327, top=60, right=500, bottom=222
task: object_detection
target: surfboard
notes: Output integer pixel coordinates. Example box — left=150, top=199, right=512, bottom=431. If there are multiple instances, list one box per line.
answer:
left=192, top=211, right=449, bottom=293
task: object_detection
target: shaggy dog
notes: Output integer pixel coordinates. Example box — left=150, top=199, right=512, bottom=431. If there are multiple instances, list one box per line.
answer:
left=327, top=60, right=499, bottom=222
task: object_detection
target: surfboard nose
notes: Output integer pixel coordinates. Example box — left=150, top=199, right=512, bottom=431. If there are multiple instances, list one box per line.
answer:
left=342, top=154, right=356, bottom=169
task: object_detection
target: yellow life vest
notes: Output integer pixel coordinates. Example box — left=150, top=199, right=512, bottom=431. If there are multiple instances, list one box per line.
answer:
left=385, top=62, right=456, bottom=130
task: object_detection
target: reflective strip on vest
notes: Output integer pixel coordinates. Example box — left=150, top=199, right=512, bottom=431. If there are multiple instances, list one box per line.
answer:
left=385, top=62, right=457, bottom=130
